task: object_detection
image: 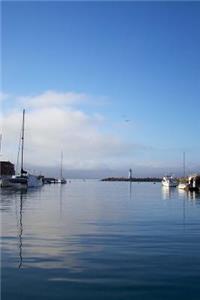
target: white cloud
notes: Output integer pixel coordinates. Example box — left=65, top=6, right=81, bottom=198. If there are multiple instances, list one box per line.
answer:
left=3, top=90, right=192, bottom=176
left=1, top=91, right=146, bottom=172
left=18, top=90, right=87, bottom=109
left=0, top=92, right=10, bottom=102
left=0, top=90, right=198, bottom=180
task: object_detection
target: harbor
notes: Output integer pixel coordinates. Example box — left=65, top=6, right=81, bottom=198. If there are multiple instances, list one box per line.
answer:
left=1, top=1, right=200, bottom=299
left=1, top=179, right=200, bottom=300
left=1, top=158, right=200, bottom=192
left=101, top=169, right=200, bottom=193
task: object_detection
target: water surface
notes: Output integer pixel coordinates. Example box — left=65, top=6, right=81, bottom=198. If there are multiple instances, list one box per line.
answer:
left=1, top=181, right=200, bottom=299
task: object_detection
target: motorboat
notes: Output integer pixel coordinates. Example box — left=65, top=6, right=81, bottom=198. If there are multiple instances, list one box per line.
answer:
left=178, top=182, right=189, bottom=190
left=162, top=175, right=178, bottom=187
left=178, top=175, right=200, bottom=192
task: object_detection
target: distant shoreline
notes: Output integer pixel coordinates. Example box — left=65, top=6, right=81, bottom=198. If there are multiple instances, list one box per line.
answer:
left=101, top=177, right=162, bottom=182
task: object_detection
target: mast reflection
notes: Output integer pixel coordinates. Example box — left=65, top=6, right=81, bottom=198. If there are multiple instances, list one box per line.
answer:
left=59, top=185, right=63, bottom=218
left=18, top=191, right=26, bottom=269
left=178, top=188, right=200, bottom=202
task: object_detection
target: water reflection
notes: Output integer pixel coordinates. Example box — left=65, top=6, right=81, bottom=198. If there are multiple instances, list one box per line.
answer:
left=0, top=189, right=19, bottom=212
left=162, top=185, right=200, bottom=204
left=59, top=185, right=63, bottom=218
left=1, top=182, right=200, bottom=300
left=177, top=188, right=186, bottom=197
left=178, top=188, right=200, bottom=203
left=129, top=182, right=133, bottom=201
left=0, top=188, right=41, bottom=269
left=188, top=191, right=200, bottom=202
left=17, top=191, right=26, bottom=269
left=18, top=192, right=23, bottom=268
left=161, top=186, right=176, bottom=200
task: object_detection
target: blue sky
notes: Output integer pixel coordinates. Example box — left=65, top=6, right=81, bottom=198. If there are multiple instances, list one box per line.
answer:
left=1, top=1, right=200, bottom=176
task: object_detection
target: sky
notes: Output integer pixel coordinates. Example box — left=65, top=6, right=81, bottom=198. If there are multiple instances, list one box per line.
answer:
left=1, top=1, right=200, bottom=178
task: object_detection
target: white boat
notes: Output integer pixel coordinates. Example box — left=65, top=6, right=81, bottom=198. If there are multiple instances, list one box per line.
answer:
left=178, top=152, right=189, bottom=190
left=9, top=174, right=43, bottom=188
left=178, top=182, right=189, bottom=190
left=162, top=175, right=178, bottom=187
left=57, top=151, right=67, bottom=184
left=8, top=109, right=43, bottom=189
left=57, top=178, right=67, bottom=184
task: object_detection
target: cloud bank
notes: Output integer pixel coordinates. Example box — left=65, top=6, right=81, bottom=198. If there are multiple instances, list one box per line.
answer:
left=18, top=90, right=87, bottom=109
left=1, top=90, right=148, bottom=174
left=2, top=90, right=199, bottom=177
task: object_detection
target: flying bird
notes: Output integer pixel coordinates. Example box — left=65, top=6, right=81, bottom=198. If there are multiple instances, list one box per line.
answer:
left=121, top=114, right=131, bottom=122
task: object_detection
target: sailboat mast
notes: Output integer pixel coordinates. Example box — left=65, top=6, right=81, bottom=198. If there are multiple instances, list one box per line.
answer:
left=183, top=151, right=186, bottom=178
left=60, top=151, right=63, bottom=179
left=0, top=133, right=2, bottom=156
left=21, top=109, right=25, bottom=176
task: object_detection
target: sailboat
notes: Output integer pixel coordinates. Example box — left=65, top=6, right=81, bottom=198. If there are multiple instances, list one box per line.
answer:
left=178, top=152, right=189, bottom=190
left=9, top=109, right=43, bottom=188
left=57, top=151, right=67, bottom=184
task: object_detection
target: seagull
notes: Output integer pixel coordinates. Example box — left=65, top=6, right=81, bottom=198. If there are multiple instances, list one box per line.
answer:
left=121, top=115, right=131, bottom=122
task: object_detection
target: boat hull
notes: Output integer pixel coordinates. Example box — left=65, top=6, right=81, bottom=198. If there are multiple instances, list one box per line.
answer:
left=162, top=176, right=178, bottom=187
left=57, top=178, right=67, bottom=184
left=178, top=183, right=189, bottom=190
left=162, top=181, right=178, bottom=187
left=8, top=174, right=43, bottom=189
left=0, top=176, right=14, bottom=188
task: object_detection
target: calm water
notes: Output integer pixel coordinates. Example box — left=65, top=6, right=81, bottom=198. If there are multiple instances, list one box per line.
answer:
left=1, top=181, right=200, bottom=300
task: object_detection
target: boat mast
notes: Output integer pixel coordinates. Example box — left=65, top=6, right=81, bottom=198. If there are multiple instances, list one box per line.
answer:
left=20, top=109, right=25, bottom=176
left=183, top=151, right=186, bottom=178
left=0, top=133, right=2, bottom=156
left=60, top=151, right=63, bottom=179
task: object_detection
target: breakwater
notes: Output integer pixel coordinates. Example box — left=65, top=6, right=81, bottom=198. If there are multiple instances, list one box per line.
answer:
left=101, top=177, right=162, bottom=182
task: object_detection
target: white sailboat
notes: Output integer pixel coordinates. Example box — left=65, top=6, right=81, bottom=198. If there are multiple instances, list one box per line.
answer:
left=9, top=109, right=43, bottom=189
left=57, top=151, right=67, bottom=184
left=178, top=152, right=189, bottom=190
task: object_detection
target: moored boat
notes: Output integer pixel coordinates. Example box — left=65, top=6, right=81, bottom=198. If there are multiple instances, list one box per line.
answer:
left=9, top=174, right=43, bottom=188
left=178, top=175, right=200, bottom=192
left=162, top=175, right=178, bottom=187
left=57, top=151, right=67, bottom=184
left=178, top=182, right=189, bottom=190
left=57, top=178, right=67, bottom=184
left=8, top=109, right=43, bottom=189
left=187, top=174, right=200, bottom=192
